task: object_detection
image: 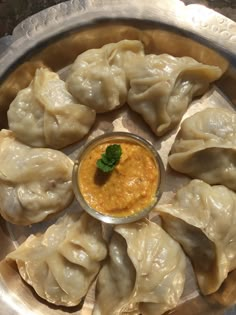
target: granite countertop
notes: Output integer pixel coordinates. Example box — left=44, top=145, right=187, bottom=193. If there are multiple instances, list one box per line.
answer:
left=0, top=0, right=236, bottom=37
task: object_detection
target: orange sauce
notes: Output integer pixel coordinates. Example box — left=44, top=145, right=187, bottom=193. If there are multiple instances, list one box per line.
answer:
left=78, top=141, right=159, bottom=217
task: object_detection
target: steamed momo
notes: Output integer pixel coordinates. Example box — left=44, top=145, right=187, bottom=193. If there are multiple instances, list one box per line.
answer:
left=93, top=219, right=186, bottom=315
left=127, top=54, right=222, bottom=136
left=0, top=129, right=73, bottom=225
left=6, top=212, right=107, bottom=306
left=156, top=179, right=236, bottom=295
left=66, top=40, right=144, bottom=113
left=169, top=107, right=236, bottom=191
left=7, top=68, right=96, bottom=149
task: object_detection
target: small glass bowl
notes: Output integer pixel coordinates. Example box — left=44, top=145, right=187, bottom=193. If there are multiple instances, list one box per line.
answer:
left=72, top=132, right=164, bottom=224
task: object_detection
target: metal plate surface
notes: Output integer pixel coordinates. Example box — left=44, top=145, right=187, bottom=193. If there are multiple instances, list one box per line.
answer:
left=0, top=1, right=236, bottom=314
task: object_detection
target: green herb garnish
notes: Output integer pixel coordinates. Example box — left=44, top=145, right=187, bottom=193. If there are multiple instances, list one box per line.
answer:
left=96, top=144, right=122, bottom=173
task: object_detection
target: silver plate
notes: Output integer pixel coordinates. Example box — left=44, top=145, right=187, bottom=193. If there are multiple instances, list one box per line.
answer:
left=0, top=1, right=236, bottom=314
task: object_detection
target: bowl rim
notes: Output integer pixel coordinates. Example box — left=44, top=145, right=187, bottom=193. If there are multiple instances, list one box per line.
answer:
left=72, top=131, right=165, bottom=224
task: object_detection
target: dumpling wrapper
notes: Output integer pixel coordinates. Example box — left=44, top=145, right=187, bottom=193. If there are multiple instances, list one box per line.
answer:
left=66, top=39, right=145, bottom=113
left=169, top=107, right=236, bottom=191
left=0, top=129, right=74, bottom=225
left=6, top=212, right=107, bottom=307
left=156, top=179, right=236, bottom=296
left=127, top=54, right=222, bottom=136
left=93, top=219, right=186, bottom=315
left=7, top=68, right=96, bottom=149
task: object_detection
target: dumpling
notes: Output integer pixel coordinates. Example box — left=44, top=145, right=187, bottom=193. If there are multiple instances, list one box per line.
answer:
left=168, top=107, right=236, bottom=191
left=0, top=129, right=74, bottom=225
left=93, top=219, right=186, bottom=315
left=6, top=212, right=107, bottom=306
left=7, top=67, right=96, bottom=149
left=156, top=179, right=236, bottom=296
left=127, top=54, right=222, bottom=136
left=66, top=39, right=144, bottom=113
left=93, top=233, right=136, bottom=315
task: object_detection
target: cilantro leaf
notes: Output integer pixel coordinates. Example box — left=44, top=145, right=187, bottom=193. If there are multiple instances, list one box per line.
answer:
left=96, top=159, right=114, bottom=173
left=97, top=144, right=122, bottom=173
left=106, top=144, right=122, bottom=162
left=101, top=154, right=116, bottom=166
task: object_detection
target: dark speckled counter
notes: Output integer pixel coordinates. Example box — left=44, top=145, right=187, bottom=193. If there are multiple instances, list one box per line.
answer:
left=0, top=0, right=236, bottom=37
